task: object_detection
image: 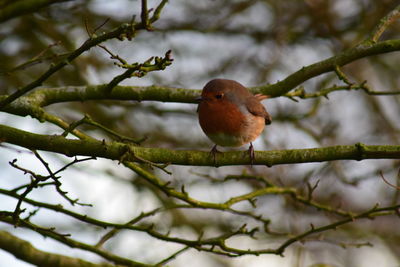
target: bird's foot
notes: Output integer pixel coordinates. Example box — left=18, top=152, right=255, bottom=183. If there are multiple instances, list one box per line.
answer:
left=248, top=143, right=255, bottom=165
left=210, top=144, right=221, bottom=166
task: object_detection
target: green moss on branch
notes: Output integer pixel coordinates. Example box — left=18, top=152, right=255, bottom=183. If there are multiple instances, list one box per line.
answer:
left=0, top=124, right=399, bottom=166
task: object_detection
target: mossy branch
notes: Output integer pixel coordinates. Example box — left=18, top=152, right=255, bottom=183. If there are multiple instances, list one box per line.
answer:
left=0, top=124, right=399, bottom=166
left=252, top=39, right=400, bottom=97
left=0, top=231, right=120, bottom=267
left=0, top=218, right=149, bottom=267
left=0, top=39, right=398, bottom=112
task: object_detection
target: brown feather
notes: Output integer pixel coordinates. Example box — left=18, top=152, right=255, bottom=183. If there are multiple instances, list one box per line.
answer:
left=245, top=97, right=272, bottom=125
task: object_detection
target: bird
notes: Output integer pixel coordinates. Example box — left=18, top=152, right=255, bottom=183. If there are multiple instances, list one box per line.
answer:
left=197, top=78, right=271, bottom=164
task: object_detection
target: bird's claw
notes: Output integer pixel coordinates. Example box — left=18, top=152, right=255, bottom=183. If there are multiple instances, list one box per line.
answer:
left=210, top=144, right=221, bottom=166
left=248, top=143, right=255, bottom=165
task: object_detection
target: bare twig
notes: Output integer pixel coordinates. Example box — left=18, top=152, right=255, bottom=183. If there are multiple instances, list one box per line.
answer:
left=379, top=170, right=400, bottom=190
left=102, top=50, right=173, bottom=94
left=366, top=4, right=400, bottom=43
left=32, top=150, right=92, bottom=206
left=306, top=179, right=320, bottom=201
left=9, top=159, right=47, bottom=224
left=155, top=246, right=190, bottom=266
left=62, top=114, right=146, bottom=144
left=141, top=0, right=151, bottom=30
left=97, top=44, right=128, bottom=66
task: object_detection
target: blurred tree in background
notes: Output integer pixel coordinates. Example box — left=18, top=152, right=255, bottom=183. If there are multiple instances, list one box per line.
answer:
left=1, top=0, right=400, bottom=266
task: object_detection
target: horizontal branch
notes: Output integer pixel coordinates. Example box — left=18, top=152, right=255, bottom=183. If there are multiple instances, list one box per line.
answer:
left=285, top=84, right=400, bottom=99
left=34, top=84, right=199, bottom=106
left=0, top=230, right=118, bottom=267
left=0, top=40, right=399, bottom=111
left=0, top=124, right=399, bottom=166
left=0, top=85, right=200, bottom=122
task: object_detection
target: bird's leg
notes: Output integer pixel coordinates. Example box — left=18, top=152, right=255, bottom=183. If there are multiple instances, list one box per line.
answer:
left=210, top=144, right=220, bottom=166
left=248, top=142, right=255, bottom=165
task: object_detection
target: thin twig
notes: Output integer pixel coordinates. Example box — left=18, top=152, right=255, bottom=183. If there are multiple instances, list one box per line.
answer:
left=366, top=4, right=400, bottom=43
left=379, top=170, right=400, bottom=190
left=155, top=246, right=190, bottom=266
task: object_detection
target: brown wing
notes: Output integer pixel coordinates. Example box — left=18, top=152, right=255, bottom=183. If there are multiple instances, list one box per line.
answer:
left=246, top=97, right=272, bottom=125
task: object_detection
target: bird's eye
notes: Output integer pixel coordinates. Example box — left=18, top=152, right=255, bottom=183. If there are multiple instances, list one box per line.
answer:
left=215, top=93, right=223, bottom=99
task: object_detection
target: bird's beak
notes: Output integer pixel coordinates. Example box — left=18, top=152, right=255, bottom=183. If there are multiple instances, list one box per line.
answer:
left=195, top=96, right=203, bottom=102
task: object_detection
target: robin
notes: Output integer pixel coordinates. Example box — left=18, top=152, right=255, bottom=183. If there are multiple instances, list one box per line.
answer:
left=197, top=79, right=272, bottom=164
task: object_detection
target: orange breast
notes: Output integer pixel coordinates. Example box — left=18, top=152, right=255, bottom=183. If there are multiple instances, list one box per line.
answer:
left=198, top=100, right=265, bottom=146
left=198, top=100, right=246, bottom=135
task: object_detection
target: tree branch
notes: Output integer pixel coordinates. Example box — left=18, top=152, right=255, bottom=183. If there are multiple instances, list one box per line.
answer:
left=0, top=230, right=120, bottom=267
left=252, top=39, right=400, bottom=96
left=0, top=0, right=71, bottom=23
left=0, top=124, right=399, bottom=166
left=285, top=82, right=400, bottom=100
left=0, top=217, right=148, bottom=266
left=365, top=4, right=400, bottom=43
